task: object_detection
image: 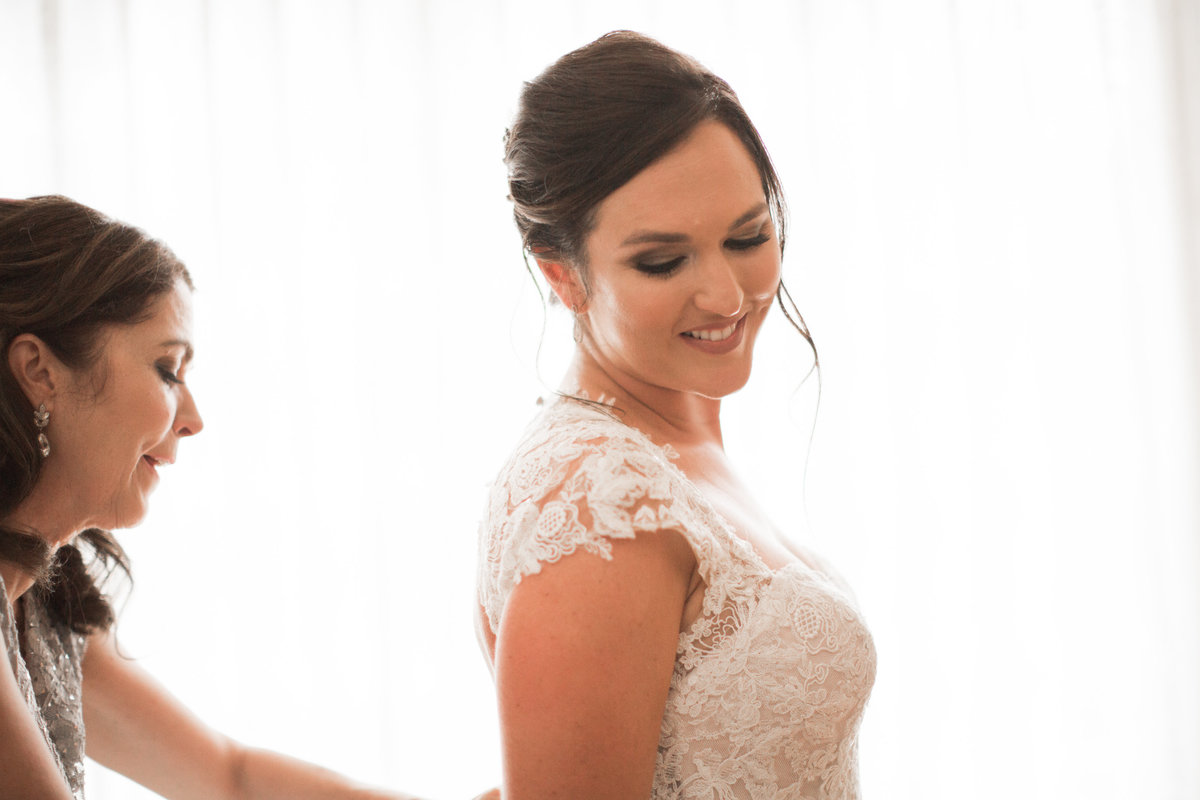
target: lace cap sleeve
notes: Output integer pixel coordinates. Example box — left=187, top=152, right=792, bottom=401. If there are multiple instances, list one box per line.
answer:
left=478, top=403, right=702, bottom=632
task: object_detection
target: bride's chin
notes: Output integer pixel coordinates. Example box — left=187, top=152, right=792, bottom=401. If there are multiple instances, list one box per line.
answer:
left=694, top=375, right=753, bottom=401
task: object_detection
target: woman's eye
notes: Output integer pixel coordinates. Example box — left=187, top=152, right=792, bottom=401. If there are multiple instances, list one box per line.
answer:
left=157, top=365, right=183, bottom=385
left=726, top=232, right=771, bottom=251
left=635, top=256, right=686, bottom=276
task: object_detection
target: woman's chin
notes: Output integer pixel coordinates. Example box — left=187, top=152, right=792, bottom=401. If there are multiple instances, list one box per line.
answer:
left=695, top=368, right=754, bottom=400
left=99, top=497, right=151, bottom=531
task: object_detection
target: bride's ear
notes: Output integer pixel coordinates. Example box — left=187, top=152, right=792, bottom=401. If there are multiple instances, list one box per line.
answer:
left=535, top=258, right=587, bottom=312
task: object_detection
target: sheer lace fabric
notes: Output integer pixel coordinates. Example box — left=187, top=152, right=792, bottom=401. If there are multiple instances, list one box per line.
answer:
left=0, top=571, right=88, bottom=799
left=478, top=400, right=876, bottom=799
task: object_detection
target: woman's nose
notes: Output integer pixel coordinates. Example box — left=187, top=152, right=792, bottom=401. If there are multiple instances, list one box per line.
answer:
left=175, top=388, right=204, bottom=437
left=693, top=254, right=745, bottom=317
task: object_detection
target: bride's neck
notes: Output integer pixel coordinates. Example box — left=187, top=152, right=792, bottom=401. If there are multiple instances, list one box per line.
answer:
left=563, top=352, right=725, bottom=448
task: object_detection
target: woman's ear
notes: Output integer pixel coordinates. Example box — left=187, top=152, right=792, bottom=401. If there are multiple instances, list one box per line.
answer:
left=7, top=334, right=62, bottom=409
left=535, top=258, right=587, bottom=311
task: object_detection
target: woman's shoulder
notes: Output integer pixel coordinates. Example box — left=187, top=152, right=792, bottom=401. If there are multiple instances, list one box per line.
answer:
left=478, top=397, right=705, bottom=629
left=0, top=569, right=17, bottom=658
left=526, top=394, right=665, bottom=454
left=491, top=396, right=679, bottom=501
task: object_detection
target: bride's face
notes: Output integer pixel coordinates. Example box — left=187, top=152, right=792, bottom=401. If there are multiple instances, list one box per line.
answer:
left=570, top=120, right=781, bottom=400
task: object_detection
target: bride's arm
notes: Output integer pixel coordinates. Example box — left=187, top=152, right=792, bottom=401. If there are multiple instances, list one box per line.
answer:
left=492, top=529, right=694, bottom=800
left=82, top=629, right=418, bottom=800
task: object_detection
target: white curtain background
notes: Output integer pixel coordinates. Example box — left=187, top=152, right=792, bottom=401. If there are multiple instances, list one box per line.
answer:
left=2, top=1, right=1197, bottom=798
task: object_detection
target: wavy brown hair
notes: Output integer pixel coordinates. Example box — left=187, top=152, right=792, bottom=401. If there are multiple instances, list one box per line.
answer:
left=0, top=195, right=193, bottom=634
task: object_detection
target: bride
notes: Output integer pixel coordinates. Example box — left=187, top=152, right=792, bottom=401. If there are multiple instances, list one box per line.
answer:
left=477, top=32, right=876, bottom=799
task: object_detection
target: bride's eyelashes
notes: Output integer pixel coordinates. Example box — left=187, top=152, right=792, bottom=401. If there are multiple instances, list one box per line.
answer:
left=632, top=230, right=773, bottom=278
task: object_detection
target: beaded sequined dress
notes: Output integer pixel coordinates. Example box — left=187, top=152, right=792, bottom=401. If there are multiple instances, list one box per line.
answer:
left=478, top=399, right=876, bottom=799
left=1, top=570, right=88, bottom=798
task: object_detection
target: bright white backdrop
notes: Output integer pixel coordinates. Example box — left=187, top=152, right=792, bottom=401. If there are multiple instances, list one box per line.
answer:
left=2, top=1, right=1198, bottom=798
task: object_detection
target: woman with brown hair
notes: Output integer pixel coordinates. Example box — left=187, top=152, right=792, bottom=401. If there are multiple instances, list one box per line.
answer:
left=0, top=195, right=418, bottom=799
left=477, top=32, right=876, bottom=798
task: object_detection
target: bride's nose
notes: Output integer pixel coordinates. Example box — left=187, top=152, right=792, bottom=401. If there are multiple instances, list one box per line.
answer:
left=692, top=253, right=745, bottom=317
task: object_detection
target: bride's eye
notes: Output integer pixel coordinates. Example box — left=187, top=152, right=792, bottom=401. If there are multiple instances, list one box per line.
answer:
left=635, top=256, right=686, bottom=276
left=725, top=232, right=770, bottom=251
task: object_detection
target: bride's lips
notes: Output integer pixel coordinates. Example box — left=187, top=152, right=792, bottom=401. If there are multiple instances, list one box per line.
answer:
left=679, top=314, right=747, bottom=354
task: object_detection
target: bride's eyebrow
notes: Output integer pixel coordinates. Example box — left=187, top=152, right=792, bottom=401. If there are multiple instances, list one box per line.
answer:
left=618, top=202, right=770, bottom=248
left=620, top=230, right=689, bottom=247
left=728, top=202, right=770, bottom=230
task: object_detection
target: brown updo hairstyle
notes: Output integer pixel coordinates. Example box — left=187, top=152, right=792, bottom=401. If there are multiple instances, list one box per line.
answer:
left=505, top=30, right=815, bottom=358
left=0, top=195, right=193, bottom=634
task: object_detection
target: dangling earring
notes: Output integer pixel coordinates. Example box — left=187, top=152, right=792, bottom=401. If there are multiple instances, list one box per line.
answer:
left=34, top=403, right=50, bottom=458
left=570, top=305, right=583, bottom=344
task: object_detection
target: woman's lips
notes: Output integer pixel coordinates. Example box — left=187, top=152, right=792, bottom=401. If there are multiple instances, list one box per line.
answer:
left=679, top=314, right=747, bottom=354
left=140, top=454, right=166, bottom=477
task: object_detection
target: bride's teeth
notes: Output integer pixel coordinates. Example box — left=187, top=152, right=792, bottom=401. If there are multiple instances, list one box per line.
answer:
left=685, top=322, right=737, bottom=341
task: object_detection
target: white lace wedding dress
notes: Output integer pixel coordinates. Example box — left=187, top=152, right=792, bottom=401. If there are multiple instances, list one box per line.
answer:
left=478, top=399, right=876, bottom=799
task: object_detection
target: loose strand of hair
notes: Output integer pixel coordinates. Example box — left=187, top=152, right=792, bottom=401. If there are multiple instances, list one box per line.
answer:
left=518, top=249, right=623, bottom=419
left=776, top=281, right=823, bottom=540
left=519, top=248, right=554, bottom=402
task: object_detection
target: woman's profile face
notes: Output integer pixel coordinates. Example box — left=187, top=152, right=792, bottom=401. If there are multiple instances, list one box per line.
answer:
left=574, top=120, right=781, bottom=400
left=47, top=280, right=203, bottom=531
